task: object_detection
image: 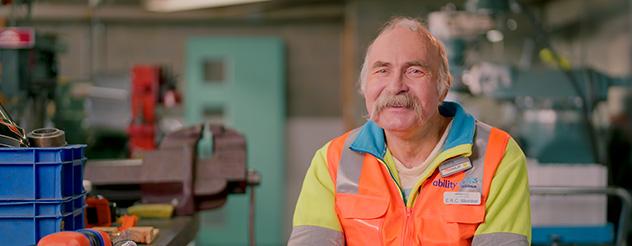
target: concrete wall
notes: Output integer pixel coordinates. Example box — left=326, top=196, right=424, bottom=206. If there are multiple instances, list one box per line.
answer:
left=35, top=21, right=343, bottom=117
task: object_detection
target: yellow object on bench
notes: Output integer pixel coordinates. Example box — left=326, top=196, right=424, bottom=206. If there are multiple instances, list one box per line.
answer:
left=127, top=204, right=174, bottom=219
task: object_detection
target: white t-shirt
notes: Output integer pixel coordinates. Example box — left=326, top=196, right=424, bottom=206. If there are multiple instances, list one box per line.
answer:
left=392, top=120, right=452, bottom=199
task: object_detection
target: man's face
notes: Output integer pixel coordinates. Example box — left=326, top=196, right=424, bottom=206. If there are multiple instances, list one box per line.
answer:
left=364, top=27, right=444, bottom=133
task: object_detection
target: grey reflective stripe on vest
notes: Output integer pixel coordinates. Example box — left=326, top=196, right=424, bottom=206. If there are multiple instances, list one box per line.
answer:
left=472, top=232, right=529, bottom=246
left=288, top=225, right=345, bottom=246
left=445, top=121, right=491, bottom=193
left=336, top=129, right=362, bottom=194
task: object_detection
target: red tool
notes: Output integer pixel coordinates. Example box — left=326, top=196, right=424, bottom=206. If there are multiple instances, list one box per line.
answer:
left=117, top=214, right=138, bottom=231
left=85, top=196, right=112, bottom=228
left=37, top=229, right=112, bottom=246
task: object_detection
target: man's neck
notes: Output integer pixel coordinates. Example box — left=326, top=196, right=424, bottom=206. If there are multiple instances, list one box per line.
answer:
left=385, top=114, right=449, bottom=168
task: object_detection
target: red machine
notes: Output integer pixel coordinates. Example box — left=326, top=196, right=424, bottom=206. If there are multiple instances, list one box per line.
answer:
left=128, top=65, right=180, bottom=157
left=128, top=65, right=159, bottom=154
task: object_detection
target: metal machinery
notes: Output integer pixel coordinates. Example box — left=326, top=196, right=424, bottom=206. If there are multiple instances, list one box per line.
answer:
left=428, top=0, right=632, bottom=245
left=0, top=0, right=61, bottom=132
left=86, top=123, right=251, bottom=215
left=429, top=0, right=631, bottom=164
left=463, top=66, right=629, bottom=163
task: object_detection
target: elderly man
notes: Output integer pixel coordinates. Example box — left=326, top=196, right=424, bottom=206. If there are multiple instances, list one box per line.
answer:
left=289, top=17, right=530, bottom=246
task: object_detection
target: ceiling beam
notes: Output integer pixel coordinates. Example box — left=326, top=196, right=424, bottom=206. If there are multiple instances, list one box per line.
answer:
left=0, top=2, right=343, bottom=24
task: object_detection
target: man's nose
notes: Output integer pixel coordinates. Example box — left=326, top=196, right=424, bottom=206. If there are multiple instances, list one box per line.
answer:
left=385, top=72, right=408, bottom=94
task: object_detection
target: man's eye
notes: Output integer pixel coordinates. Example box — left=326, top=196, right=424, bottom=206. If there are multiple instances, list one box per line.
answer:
left=376, top=69, right=387, bottom=74
left=407, top=68, right=425, bottom=76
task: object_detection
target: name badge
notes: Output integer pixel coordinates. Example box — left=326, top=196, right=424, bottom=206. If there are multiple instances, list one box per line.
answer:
left=443, top=192, right=481, bottom=205
left=439, top=156, right=472, bottom=177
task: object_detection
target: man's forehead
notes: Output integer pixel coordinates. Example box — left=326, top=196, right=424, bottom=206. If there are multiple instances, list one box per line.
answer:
left=366, top=27, right=438, bottom=63
left=372, top=27, right=432, bottom=48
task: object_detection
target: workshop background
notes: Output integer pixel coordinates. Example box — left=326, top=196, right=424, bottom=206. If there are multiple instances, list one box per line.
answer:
left=1, top=0, right=632, bottom=245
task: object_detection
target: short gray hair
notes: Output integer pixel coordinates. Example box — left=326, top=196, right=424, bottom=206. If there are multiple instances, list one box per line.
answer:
left=359, top=17, right=451, bottom=96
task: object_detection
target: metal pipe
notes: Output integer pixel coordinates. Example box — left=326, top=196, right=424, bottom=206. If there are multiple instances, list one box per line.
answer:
left=249, top=182, right=256, bottom=246
left=88, top=1, right=99, bottom=80
left=629, top=0, right=632, bottom=90
left=247, top=169, right=261, bottom=246
left=530, top=186, right=632, bottom=246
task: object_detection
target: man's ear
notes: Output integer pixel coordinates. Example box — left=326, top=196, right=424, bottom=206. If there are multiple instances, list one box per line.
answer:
left=439, top=77, right=452, bottom=101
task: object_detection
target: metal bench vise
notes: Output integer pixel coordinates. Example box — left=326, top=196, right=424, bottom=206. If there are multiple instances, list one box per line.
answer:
left=84, top=123, right=259, bottom=215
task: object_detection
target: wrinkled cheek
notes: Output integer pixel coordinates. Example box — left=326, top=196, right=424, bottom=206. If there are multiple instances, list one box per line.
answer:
left=418, top=100, right=438, bottom=119
left=365, top=99, right=376, bottom=118
left=370, top=107, right=383, bottom=121
left=416, top=107, right=427, bottom=121
left=366, top=100, right=381, bottom=120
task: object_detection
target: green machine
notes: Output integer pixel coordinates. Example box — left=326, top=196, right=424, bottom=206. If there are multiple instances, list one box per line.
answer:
left=0, top=32, right=61, bottom=131
left=0, top=0, right=62, bottom=132
left=185, top=37, right=285, bottom=245
left=487, top=67, right=629, bottom=163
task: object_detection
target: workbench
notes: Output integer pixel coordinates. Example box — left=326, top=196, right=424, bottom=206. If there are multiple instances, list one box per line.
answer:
left=136, top=216, right=199, bottom=246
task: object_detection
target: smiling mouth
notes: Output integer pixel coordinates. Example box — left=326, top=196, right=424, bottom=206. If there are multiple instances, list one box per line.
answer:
left=386, top=103, right=409, bottom=109
left=383, top=106, right=412, bottom=113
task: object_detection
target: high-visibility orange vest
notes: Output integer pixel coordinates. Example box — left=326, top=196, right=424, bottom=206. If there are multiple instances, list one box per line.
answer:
left=326, top=122, right=510, bottom=245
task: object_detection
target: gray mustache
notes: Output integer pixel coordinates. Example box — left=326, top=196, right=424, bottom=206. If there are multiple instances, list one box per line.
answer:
left=371, top=92, right=421, bottom=119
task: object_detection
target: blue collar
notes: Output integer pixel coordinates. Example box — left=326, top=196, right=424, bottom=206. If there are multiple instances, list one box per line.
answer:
left=348, top=101, right=476, bottom=159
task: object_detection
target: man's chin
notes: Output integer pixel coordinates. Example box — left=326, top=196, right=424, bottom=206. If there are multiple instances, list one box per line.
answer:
left=380, top=124, right=415, bottom=132
left=374, top=117, right=419, bottom=132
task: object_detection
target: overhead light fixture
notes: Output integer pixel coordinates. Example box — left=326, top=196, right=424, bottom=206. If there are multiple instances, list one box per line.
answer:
left=144, top=0, right=272, bottom=12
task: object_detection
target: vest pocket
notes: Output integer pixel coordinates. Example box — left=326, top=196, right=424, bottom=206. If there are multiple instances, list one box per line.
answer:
left=336, top=193, right=389, bottom=246
left=443, top=204, right=485, bottom=223
left=417, top=205, right=485, bottom=245
left=444, top=204, right=486, bottom=243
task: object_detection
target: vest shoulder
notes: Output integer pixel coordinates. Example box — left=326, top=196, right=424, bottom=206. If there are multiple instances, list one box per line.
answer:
left=331, top=127, right=362, bottom=142
left=475, top=120, right=511, bottom=138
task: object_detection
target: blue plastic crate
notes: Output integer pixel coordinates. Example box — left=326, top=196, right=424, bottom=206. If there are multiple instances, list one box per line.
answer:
left=0, top=208, right=85, bottom=245
left=0, top=145, right=86, bottom=200
left=0, top=193, right=86, bottom=217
